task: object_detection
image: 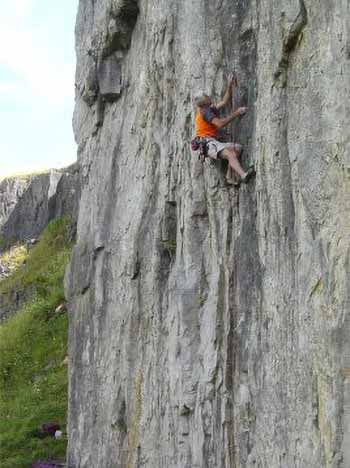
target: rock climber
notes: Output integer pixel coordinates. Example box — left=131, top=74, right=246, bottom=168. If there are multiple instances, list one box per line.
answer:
left=194, top=76, right=255, bottom=184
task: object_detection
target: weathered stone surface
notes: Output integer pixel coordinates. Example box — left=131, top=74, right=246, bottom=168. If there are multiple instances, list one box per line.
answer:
left=97, top=55, right=123, bottom=101
left=67, top=1, right=350, bottom=467
left=74, top=0, right=139, bottom=132
left=49, top=163, right=81, bottom=225
left=0, top=172, right=62, bottom=245
left=0, top=166, right=81, bottom=248
left=0, top=177, right=31, bottom=234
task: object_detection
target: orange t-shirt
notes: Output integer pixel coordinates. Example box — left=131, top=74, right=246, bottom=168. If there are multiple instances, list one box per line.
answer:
left=195, top=107, right=219, bottom=138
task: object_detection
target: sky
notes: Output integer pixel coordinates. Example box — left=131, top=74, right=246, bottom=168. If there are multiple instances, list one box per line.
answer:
left=0, top=0, right=79, bottom=177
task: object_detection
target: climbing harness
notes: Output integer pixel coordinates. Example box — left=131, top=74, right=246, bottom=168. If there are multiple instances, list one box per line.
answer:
left=191, top=136, right=209, bottom=162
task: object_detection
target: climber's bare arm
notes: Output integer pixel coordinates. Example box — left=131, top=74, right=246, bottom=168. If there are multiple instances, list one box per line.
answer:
left=216, top=75, right=238, bottom=109
left=216, top=85, right=232, bottom=109
left=212, top=107, right=247, bottom=129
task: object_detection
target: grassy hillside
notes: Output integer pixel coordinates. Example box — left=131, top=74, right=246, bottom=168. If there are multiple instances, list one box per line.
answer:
left=0, top=218, right=73, bottom=467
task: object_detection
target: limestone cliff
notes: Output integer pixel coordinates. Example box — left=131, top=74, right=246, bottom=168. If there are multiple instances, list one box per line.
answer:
left=0, top=177, right=31, bottom=231
left=0, top=165, right=80, bottom=248
left=0, top=171, right=61, bottom=245
left=66, top=1, right=350, bottom=467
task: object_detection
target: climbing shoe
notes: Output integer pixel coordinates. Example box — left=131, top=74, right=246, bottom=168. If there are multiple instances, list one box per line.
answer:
left=241, top=166, right=256, bottom=184
left=225, top=176, right=240, bottom=187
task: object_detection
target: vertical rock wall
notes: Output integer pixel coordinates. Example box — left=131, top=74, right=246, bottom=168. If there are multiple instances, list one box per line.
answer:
left=0, top=177, right=31, bottom=236
left=67, top=1, right=350, bottom=467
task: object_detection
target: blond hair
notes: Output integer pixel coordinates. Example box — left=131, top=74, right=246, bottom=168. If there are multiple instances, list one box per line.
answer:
left=194, top=94, right=211, bottom=108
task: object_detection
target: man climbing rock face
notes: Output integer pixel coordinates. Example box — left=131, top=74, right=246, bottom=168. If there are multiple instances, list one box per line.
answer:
left=194, top=77, right=255, bottom=184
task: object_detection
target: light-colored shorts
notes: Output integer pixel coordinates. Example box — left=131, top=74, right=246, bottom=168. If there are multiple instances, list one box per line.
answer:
left=206, top=138, right=242, bottom=160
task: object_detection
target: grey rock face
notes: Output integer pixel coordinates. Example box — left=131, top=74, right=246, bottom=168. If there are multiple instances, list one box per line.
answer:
left=49, top=163, right=81, bottom=226
left=0, top=166, right=80, bottom=247
left=0, top=177, right=31, bottom=233
left=75, top=0, right=138, bottom=133
left=67, top=1, right=350, bottom=467
left=0, top=172, right=61, bottom=245
left=97, top=55, right=123, bottom=101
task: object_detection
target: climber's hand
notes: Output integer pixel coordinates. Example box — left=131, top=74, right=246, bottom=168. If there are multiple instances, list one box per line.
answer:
left=237, top=106, right=247, bottom=116
left=230, top=73, right=238, bottom=87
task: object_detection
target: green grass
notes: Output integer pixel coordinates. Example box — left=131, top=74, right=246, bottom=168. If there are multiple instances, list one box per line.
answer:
left=0, top=218, right=72, bottom=297
left=0, top=218, right=73, bottom=467
left=0, top=244, right=29, bottom=275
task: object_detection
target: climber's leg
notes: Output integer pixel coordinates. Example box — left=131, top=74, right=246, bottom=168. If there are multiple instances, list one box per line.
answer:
left=220, top=148, right=246, bottom=178
left=225, top=143, right=243, bottom=179
left=233, top=143, right=243, bottom=156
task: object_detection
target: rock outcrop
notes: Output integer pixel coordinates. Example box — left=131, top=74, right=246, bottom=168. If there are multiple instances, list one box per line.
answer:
left=66, top=1, right=350, bottom=467
left=0, top=177, right=32, bottom=235
left=49, top=163, right=81, bottom=227
left=0, top=171, right=62, bottom=245
left=0, top=166, right=81, bottom=248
